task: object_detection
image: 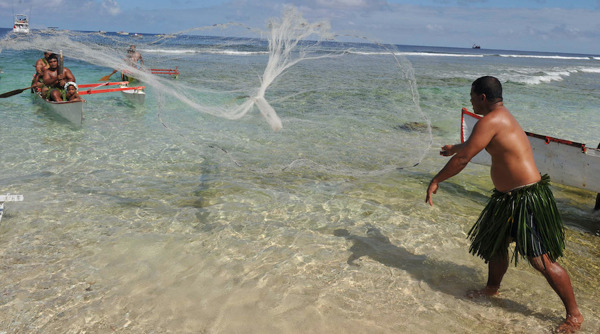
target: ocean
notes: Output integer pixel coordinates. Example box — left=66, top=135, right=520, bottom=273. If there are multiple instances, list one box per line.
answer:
left=0, top=9, right=599, bottom=333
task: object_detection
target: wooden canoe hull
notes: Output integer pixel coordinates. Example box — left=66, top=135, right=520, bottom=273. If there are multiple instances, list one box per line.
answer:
left=461, top=108, right=600, bottom=193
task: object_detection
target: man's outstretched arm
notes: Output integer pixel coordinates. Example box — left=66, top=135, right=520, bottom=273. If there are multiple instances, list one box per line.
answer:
left=426, top=116, right=497, bottom=206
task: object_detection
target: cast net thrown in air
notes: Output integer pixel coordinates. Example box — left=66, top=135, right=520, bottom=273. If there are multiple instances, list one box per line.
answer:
left=0, top=6, right=432, bottom=175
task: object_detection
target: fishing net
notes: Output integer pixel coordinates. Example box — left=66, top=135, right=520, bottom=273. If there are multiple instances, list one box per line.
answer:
left=0, top=6, right=433, bottom=175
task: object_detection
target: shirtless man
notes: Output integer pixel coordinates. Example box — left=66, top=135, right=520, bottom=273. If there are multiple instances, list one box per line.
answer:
left=126, top=45, right=143, bottom=67
left=426, top=76, right=583, bottom=333
left=121, top=45, right=144, bottom=81
left=32, top=51, right=52, bottom=90
left=41, top=53, right=76, bottom=102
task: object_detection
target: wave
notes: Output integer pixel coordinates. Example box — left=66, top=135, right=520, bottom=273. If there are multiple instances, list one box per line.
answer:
left=346, top=50, right=484, bottom=58
left=506, top=72, right=571, bottom=85
left=397, top=52, right=595, bottom=61
left=579, top=67, right=600, bottom=73
left=503, top=67, right=600, bottom=85
left=498, top=54, right=595, bottom=61
left=400, top=52, right=484, bottom=58
left=141, top=48, right=268, bottom=56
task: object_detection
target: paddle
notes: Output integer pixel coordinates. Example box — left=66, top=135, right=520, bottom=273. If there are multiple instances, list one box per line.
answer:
left=82, top=82, right=110, bottom=95
left=0, top=85, right=36, bottom=98
left=58, top=50, right=63, bottom=76
left=99, top=70, right=118, bottom=81
left=79, top=85, right=145, bottom=95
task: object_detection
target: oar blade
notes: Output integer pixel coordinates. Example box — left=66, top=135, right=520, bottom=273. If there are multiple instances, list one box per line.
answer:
left=0, top=86, right=30, bottom=98
left=98, top=70, right=117, bottom=81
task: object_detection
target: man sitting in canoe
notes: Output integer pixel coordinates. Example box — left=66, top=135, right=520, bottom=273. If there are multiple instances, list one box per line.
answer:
left=41, top=53, right=76, bottom=102
left=31, top=50, right=52, bottom=90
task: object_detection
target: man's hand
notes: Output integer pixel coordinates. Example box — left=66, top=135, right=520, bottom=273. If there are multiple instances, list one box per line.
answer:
left=426, top=180, right=438, bottom=206
left=440, top=144, right=457, bottom=156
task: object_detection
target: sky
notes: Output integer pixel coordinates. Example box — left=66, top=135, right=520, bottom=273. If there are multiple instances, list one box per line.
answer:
left=1, top=0, right=600, bottom=54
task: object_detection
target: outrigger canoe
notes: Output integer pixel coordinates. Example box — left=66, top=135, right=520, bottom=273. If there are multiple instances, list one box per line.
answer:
left=0, top=194, right=24, bottom=223
left=461, top=108, right=600, bottom=193
left=32, top=90, right=84, bottom=126
left=32, top=82, right=146, bottom=125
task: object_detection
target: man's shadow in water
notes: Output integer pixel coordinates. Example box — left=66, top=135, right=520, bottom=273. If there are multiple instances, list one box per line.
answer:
left=333, top=226, right=555, bottom=323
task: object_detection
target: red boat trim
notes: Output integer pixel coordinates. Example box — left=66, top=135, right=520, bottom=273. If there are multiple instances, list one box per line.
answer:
left=78, top=81, right=129, bottom=88
left=150, top=67, right=179, bottom=75
left=79, top=86, right=145, bottom=95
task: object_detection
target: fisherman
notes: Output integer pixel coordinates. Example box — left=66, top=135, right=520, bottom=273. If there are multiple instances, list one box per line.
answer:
left=425, top=76, right=583, bottom=333
left=41, top=53, right=76, bottom=102
left=126, top=44, right=144, bottom=67
left=122, top=45, right=144, bottom=82
left=31, top=51, right=52, bottom=90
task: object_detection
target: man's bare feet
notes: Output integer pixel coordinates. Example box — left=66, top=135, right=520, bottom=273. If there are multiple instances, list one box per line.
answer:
left=466, top=286, right=500, bottom=298
left=556, top=314, right=583, bottom=333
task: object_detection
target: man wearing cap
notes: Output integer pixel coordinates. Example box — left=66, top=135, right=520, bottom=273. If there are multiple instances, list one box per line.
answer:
left=41, top=53, right=76, bottom=101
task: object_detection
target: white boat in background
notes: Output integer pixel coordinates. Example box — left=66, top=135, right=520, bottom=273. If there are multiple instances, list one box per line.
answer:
left=117, top=31, right=129, bottom=36
left=13, top=14, right=29, bottom=34
left=120, top=84, right=146, bottom=104
left=461, top=108, right=600, bottom=193
left=0, top=194, right=24, bottom=223
left=32, top=91, right=84, bottom=126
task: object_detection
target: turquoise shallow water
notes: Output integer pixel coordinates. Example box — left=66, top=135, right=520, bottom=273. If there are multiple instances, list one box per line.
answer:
left=0, top=20, right=599, bottom=333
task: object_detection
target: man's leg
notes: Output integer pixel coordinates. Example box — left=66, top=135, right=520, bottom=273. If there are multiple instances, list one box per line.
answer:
left=468, top=255, right=508, bottom=297
left=529, top=254, right=583, bottom=332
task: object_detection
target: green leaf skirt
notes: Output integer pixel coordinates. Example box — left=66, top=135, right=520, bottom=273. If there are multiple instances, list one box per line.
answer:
left=467, top=174, right=565, bottom=266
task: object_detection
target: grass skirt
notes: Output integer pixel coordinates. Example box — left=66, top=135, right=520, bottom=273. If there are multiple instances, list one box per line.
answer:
left=467, top=174, right=565, bottom=265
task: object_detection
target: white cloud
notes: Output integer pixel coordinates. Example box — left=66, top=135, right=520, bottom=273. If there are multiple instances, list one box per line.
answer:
left=426, top=24, right=443, bottom=32
left=102, top=0, right=121, bottom=15
left=315, top=0, right=368, bottom=7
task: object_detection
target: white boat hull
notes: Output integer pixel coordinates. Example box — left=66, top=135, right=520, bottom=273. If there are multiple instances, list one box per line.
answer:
left=13, top=26, right=29, bottom=34
left=120, top=85, right=146, bottom=104
left=461, top=108, right=600, bottom=193
left=33, top=92, right=84, bottom=126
